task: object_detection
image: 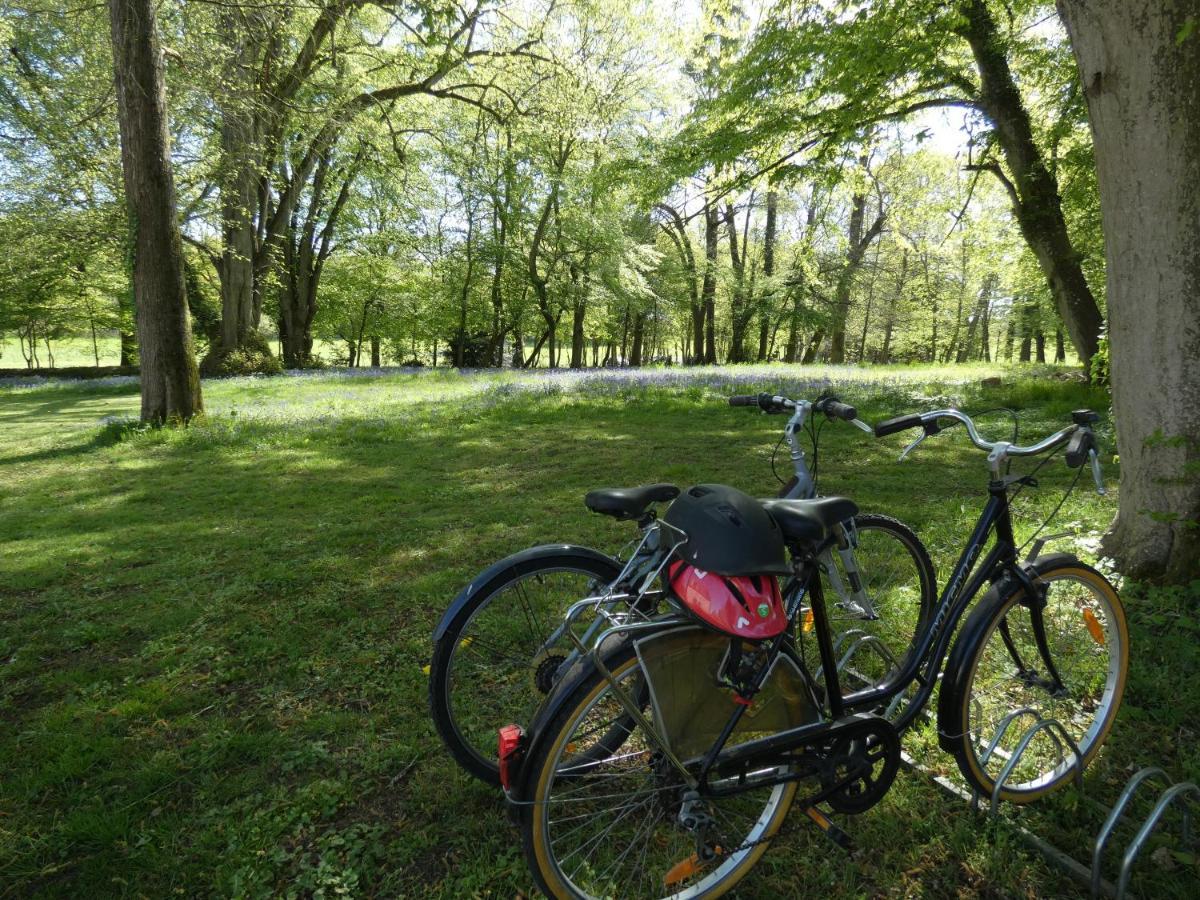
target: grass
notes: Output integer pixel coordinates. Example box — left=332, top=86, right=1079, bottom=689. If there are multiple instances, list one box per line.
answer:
left=0, top=364, right=1196, bottom=897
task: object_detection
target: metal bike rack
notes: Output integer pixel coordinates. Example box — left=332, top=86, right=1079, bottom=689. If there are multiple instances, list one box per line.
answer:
left=1090, top=767, right=1199, bottom=899
left=819, top=628, right=914, bottom=719
left=816, top=629, right=899, bottom=684
left=984, top=716, right=1083, bottom=816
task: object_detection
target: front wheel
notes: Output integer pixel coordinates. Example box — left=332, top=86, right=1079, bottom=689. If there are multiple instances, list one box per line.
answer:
left=429, top=550, right=622, bottom=785
left=520, top=642, right=796, bottom=899
left=940, top=557, right=1128, bottom=803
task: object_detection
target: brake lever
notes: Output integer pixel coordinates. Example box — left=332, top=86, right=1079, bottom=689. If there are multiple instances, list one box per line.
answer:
left=849, top=418, right=873, bottom=434
left=899, top=432, right=927, bottom=462
left=1089, top=447, right=1107, bottom=496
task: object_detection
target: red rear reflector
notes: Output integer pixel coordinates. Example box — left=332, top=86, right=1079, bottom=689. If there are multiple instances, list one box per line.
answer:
left=498, top=724, right=526, bottom=791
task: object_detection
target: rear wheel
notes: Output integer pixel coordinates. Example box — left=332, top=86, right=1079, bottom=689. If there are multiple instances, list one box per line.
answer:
left=521, top=643, right=796, bottom=899
left=943, top=558, right=1128, bottom=803
left=429, top=552, right=621, bottom=785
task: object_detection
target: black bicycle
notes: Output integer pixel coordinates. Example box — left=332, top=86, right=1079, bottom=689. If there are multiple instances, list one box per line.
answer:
left=508, top=407, right=1126, bottom=900
left=429, top=393, right=935, bottom=785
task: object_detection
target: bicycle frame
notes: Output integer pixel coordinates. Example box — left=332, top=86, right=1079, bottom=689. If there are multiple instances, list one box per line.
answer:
left=683, top=475, right=1030, bottom=791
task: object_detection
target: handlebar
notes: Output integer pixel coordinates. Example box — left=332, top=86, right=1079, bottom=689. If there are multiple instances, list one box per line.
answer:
left=874, top=407, right=1084, bottom=458
left=727, top=392, right=856, bottom=421
left=874, top=406, right=1107, bottom=492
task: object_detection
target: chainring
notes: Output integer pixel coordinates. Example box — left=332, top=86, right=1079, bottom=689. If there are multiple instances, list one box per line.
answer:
left=822, top=716, right=901, bottom=814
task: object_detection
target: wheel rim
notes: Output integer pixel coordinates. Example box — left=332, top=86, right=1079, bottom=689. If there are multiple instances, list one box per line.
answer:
left=960, top=570, right=1125, bottom=795
left=534, top=656, right=794, bottom=899
left=445, top=567, right=608, bottom=773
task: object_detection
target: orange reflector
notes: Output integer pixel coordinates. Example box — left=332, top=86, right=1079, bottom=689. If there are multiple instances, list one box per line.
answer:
left=803, top=608, right=815, bottom=633
left=1083, top=608, right=1106, bottom=645
left=663, top=848, right=721, bottom=888
left=664, top=853, right=701, bottom=888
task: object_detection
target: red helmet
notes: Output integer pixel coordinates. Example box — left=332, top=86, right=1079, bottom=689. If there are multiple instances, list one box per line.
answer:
left=668, top=561, right=788, bottom=640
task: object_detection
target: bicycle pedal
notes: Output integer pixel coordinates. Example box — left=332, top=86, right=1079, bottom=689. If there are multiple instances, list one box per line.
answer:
left=804, top=806, right=853, bottom=853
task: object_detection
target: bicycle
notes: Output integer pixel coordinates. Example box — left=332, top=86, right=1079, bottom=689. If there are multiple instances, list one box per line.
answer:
left=508, top=407, right=1125, bottom=900
left=429, top=393, right=936, bottom=785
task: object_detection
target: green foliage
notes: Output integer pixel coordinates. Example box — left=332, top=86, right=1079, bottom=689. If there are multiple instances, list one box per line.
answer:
left=200, top=332, right=285, bottom=377
left=1090, top=330, right=1110, bottom=386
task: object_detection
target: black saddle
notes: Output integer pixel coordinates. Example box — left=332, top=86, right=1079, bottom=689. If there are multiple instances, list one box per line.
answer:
left=760, top=497, right=859, bottom=545
left=585, top=483, right=680, bottom=521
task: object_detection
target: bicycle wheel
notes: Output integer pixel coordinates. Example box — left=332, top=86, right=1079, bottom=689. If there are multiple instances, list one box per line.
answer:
left=521, top=641, right=797, bottom=899
left=429, top=550, right=621, bottom=785
left=942, top=557, right=1128, bottom=802
left=813, top=514, right=936, bottom=717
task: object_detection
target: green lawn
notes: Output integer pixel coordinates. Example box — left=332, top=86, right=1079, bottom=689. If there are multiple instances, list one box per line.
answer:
left=1, top=365, right=1196, bottom=897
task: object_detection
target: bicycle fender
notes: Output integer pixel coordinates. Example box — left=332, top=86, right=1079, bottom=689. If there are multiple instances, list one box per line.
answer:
left=936, top=552, right=1081, bottom=753
left=432, top=544, right=621, bottom=643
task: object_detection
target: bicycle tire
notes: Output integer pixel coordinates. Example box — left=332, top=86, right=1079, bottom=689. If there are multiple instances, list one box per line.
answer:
left=429, top=550, right=622, bottom=785
left=940, top=555, right=1128, bottom=802
left=520, top=640, right=797, bottom=899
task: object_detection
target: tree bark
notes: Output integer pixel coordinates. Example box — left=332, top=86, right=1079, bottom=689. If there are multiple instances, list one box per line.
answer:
left=108, top=0, right=202, bottom=423
left=655, top=202, right=703, bottom=364
left=829, top=155, right=884, bottom=364
left=757, top=191, right=778, bottom=361
left=957, top=0, right=1103, bottom=368
left=1058, top=0, right=1200, bottom=582
left=701, top=199, right=719, bottom=364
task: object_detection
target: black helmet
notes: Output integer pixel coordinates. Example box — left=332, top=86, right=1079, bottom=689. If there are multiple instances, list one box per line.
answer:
left=662, top=484, right=792, bottom=577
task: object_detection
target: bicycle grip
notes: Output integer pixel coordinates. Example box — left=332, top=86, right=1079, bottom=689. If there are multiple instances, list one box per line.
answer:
left=728, top=395, right=757, bottom=407
left=822, top=399, right=858, bottom=421
left=874, top=413, right=925, bottom=438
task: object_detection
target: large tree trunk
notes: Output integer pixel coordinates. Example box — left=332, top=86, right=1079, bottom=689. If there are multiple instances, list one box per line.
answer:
left=958, top=0, right=1103, bottom=368
left=1058, top=0, right=1200, bottom=582
left=108, top=0, right=201, bottom=423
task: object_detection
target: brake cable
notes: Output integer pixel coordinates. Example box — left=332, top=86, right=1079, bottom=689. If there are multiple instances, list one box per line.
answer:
left=1016, top=452, right=1085, bottom=557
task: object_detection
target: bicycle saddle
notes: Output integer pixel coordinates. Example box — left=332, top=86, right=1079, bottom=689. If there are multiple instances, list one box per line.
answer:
left=761, top=497, right=859, bottom=545
left=584, top=483, right=680, bottom=520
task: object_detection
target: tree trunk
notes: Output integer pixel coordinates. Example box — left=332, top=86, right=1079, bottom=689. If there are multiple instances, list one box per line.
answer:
left=1054, top=327, right=1065, bottom=364
left=958, top=0, right=1103, bottom=368
left=1058, top=0, right=1200, bottom=582
left=724, top=202, right=751, bottom=363
left=959, top=272, right=996, bottom=363
left=702, top=199, right=719, bottom=364
left=829, top=158, right=884, bottom=364
left=757, top=191, right=778, bottom=361
left=108, top=0, right=201, bottom=423
left=630, top=313, right=644, bottom=366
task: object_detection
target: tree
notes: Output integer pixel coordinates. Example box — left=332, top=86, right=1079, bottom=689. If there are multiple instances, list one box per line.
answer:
left=692, top=0, right=1105, bottom=367
left=108, top=0, right=201, bottom=422
left=1057, top=0, right=1200, bottom=583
